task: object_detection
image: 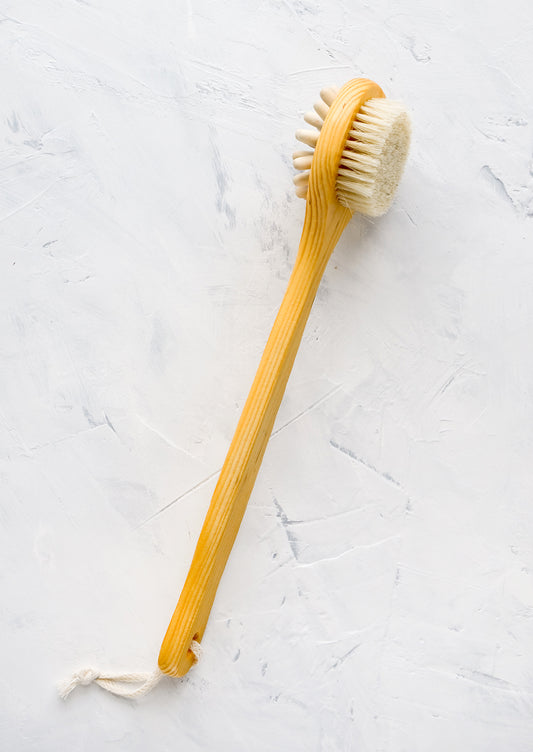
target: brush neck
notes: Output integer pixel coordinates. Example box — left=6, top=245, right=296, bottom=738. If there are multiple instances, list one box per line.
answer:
left=295, top=199, right=352, bottom=282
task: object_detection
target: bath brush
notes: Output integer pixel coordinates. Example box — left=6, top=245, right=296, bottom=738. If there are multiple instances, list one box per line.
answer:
left=60, top=77, right=410, bottom=698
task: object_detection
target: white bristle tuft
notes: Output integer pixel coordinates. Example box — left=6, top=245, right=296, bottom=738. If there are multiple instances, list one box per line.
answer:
left=293, top=87, right=410, bottom=217
left=336, top=99, right=410, bottom=216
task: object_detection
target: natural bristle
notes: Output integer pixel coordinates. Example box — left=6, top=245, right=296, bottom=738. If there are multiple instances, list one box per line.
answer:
left=293, top=87, right=410, bottom=215
left=336, top=99, right=411, bottom=216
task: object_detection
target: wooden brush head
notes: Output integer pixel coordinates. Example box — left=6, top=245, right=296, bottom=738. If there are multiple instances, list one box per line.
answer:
left=293, top=79, right=411, bottom=217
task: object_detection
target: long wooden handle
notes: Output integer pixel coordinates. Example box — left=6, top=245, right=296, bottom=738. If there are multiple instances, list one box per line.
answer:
left=158, top=203, right=350, bottom=676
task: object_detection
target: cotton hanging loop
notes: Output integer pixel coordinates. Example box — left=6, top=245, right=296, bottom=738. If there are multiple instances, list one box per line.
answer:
left=59, top=640, right=202, bottom=699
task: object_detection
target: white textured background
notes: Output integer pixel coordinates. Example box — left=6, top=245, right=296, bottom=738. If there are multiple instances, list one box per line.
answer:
left=2, top=1, right=533, bottom=750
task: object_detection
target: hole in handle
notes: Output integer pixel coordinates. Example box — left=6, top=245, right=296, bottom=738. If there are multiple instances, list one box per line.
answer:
left=189, top=633, right=202, bottom=663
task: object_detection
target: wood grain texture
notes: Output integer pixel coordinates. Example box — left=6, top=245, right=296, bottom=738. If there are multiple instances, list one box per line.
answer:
left=158, top=78, right=382, bottom=677
left=5, top=3, right=533, bottom=747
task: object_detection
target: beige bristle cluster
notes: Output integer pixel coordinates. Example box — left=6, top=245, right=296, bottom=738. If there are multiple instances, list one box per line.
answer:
left=293, top=87, right=411, bottom=217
